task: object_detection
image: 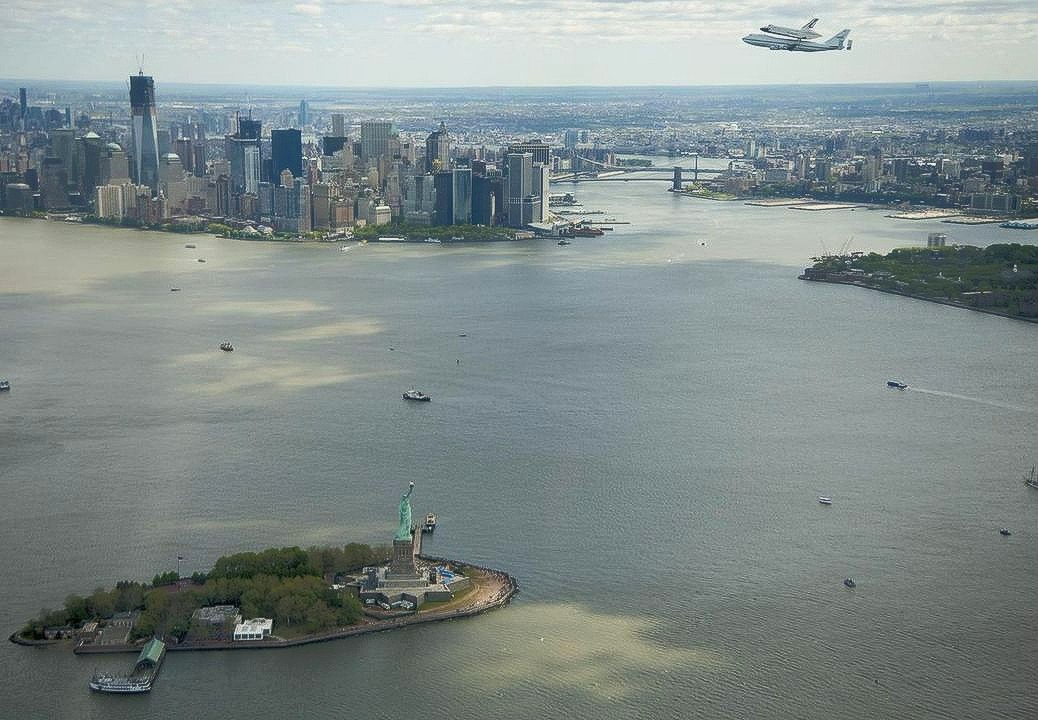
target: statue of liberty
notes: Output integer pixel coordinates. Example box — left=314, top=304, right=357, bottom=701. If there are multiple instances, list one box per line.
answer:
left=395, top=481, right=415, bottom=541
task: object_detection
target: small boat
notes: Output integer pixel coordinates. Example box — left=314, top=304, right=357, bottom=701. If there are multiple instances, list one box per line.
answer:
left=999, top=528, right=1012, bottom=536
left=558, top=239, right=571, bottom=246
left=185, top=243, right=196, bottom=249
left=818, top=496, right=832, bottom=505
left=197, top=258, right=206, bottom=263
left=0, top=379, right=10, bottom=391
left=887, top=380, right=908, bottom=390
left=844, top=578, right=856, bottom=588
left=1025, top=465, right=1038, bottom=490
left=422, top=513, right=437, bottom=533
left=170, top=287, right=181, bottom=292
left=219, top=342, right=234, bottom=352
left=403, top=388, right=431, bottom=402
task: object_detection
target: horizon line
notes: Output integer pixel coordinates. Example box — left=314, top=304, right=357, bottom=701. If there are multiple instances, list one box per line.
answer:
left=3, top=77, right=1037, bottom=92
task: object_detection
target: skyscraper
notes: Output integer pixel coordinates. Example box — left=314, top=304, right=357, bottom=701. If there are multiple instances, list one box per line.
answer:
left=129, top=72, right=161, bottom=194
left=331, top=113, right=346, bottom=138
left=452, top=167, right=472, bottom=224
left=298, top=99, right=309, bottom=126
left=18, top=87, right=27, bottom=119
left=271, top=128, right=303, bottom=185
left=360, top=121, right=392, bottom=162
left=506, top=152, right=532, bottom=227
left=425, top=122, right=451, bottom=173
left=227, top=115, right=262, bottom=196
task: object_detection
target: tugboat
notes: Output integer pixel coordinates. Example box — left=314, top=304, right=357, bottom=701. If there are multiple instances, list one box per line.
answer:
left=422, top=513, right=437, bottom=533
left=843, top=578, right=856, bottom=588
left=403, top=388, right=431, bottom=402
left=219, top=342, right=234, bottom=352
left=0, top=379, right=10, bottom=391
left=887, top=380, right=908, bottom=390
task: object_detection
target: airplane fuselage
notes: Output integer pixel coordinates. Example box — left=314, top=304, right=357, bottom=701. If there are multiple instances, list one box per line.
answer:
left=742, top=33, right=846, bottom=52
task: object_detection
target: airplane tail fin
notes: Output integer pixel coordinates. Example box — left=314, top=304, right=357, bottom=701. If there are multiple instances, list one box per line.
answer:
left=826, top=29, right=851, bottom=48
left=802, top=18, right=819, bottom=30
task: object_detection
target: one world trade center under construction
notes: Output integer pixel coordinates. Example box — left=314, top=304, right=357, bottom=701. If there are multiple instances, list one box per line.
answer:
left=129, top=71, right=160, bottom=195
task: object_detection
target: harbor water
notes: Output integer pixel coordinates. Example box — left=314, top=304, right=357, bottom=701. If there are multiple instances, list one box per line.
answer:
left=1, top=178, right=1036, bottom=719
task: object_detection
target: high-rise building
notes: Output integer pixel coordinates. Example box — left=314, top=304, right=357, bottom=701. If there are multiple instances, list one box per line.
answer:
left=331, top=113, right=346, bottom=138
left=452, top=167, right=472, bottom=224
left=323, top=136, right=348, bottom=156
left=271, top=128, right=303, bottom=185
left=471, top=175, right=495, bottom=225
left=506, top=152, right=532, bottom=227
left=298, top=99, right=309, bottom=126
left=433, top=171, right=453, bottom=226
left=227, top=115, right=262, bottom=199
left=425, top=122, right=451, bottom=173
left=360, top=121, right=392, bottom=162
left=506, top=141, right=550, bottom=166
left=18, top=88, right=27, bottom=121
left=95, top=184, right=123, bottom=219
left=129, top=72, right=161, bottom=194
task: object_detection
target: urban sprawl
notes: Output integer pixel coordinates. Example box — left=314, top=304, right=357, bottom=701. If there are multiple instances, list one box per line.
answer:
left=0, top=79, right=1035, bottom=236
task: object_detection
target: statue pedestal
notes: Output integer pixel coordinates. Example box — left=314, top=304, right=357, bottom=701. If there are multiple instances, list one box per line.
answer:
left=386, top=537, right=421, bottom=582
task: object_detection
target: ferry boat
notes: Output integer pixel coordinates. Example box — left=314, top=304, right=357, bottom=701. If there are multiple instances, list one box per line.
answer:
left=818, top=496, right=832, bottom=505
left=89, top=638, right=165, bottom=694
left=887, top=380, right=908, bottom=390
left=403, top=388, right=431, bottom=402
left=1000, top=221, right=1038, bottom=230
left=422, top=513, right=437, bottom=533
left=0, top=379, right=10, bottom=391
left=219, top=342, right=234, bottom=352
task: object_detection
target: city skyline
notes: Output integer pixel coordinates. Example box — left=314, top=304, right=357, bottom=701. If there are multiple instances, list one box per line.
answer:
left=2, top=0, right=1037, bottom=86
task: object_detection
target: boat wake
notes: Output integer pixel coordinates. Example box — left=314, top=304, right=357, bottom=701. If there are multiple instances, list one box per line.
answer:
left=907, top=387, right=1035, bottom=414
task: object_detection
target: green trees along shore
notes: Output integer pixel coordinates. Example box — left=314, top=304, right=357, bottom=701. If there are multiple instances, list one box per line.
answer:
left=20, top=543, right=388, bottom=643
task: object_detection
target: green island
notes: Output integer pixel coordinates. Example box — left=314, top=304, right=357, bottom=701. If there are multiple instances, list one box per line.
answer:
left=17, top=544, right=386, bottom=644
left=800, top=243, right=1038, bottom=322
left=12, top=482, right=518, bottom=656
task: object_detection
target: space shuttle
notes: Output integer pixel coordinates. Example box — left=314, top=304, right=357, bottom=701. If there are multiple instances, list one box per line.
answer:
left=758, top=18, right=821, bottom=40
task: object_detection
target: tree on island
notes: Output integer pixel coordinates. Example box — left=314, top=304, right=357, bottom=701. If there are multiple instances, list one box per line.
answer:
left=20, top=544, right=387, bottom=642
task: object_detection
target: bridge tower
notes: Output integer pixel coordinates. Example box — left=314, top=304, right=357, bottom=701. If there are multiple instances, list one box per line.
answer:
left=672, top=166, right=682, bottom=191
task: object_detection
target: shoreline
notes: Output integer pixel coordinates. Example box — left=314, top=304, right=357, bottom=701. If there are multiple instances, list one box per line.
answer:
left=798, top=275, right=1038, bottom=324
left=14, top=558, right=518, bottom=655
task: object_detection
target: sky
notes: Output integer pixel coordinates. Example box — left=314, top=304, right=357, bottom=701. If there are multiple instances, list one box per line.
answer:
left=2, top=0, right=1037, bottom=87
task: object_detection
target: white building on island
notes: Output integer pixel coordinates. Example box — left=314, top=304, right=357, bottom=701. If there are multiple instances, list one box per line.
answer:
left=233, top=618, right=273, bottom=641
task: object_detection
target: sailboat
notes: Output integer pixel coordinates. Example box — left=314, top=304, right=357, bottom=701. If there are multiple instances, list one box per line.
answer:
left=1025, top=465, right=1038, bottom=490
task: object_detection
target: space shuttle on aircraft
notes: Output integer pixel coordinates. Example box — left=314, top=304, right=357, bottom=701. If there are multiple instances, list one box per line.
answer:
left=758, top=18, right=821, bottom=40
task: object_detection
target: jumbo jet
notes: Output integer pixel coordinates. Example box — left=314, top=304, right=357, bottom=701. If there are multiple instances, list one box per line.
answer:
left=743, top=28, right=852, bottom=52
left=759, top=18, right=821, bottom=40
